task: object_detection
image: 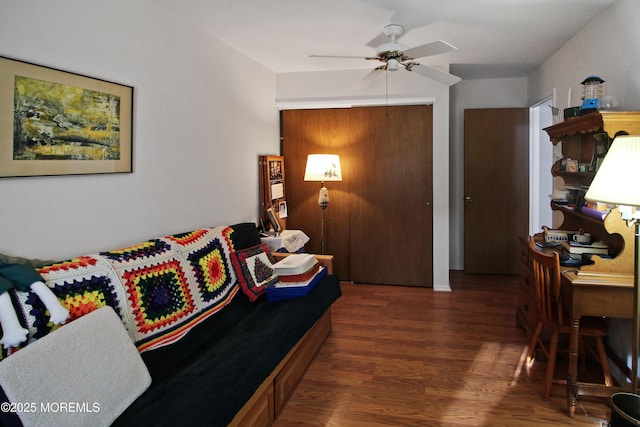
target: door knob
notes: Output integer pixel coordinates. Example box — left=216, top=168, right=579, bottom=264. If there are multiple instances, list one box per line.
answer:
left=465, top=196, right=472, bottom=203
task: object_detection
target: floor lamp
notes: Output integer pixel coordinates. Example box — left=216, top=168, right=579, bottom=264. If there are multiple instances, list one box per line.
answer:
left=304, top=154, right=342, bottom=255
left=584, top=135, right=640, bottom=395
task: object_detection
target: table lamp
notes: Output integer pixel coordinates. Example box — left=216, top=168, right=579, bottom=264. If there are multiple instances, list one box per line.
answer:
left=584, top=135, right=640, bottom=393
left=304, top=154, right=342, bottom=254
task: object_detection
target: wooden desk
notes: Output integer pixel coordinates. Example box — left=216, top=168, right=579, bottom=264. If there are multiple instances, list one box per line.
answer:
left=561, top=270, right=634, bottom=417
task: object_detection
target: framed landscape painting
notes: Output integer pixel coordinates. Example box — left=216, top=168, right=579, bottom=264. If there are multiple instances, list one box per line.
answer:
left=0, top=56, right=133, bottom=177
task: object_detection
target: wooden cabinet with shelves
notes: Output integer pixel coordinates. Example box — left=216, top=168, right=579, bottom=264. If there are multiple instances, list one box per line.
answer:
left=546, top=111, right=640, bottom=250
left=516, top=111, right=640, bottom=337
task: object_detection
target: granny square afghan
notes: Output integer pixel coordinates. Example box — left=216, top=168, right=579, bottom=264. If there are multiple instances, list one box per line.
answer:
left=107, top=226, right=238, bottom=352
left=1, top=226, right=240, bottom=360
left=2, top=255, right=126, bottom=360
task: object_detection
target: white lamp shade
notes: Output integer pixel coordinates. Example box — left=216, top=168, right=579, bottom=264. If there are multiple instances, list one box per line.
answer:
left=304, top=154, right=342, bottom=182
left=584, top=135, right=640, bottom=206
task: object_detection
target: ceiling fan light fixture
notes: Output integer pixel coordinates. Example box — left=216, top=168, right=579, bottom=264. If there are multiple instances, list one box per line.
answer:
left=310, top=23, right=461, bottom=86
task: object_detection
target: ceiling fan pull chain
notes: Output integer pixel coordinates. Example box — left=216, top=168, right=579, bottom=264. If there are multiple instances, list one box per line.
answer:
left=385, top=70, right=390, bottom=118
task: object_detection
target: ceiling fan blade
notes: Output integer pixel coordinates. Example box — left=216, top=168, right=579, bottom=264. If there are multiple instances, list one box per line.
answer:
left=366, top=32, right=389, bottom=49
left=310, top=54, right=370, bottom=60
left=402, top=40, right=457, bottom=60
left=409, top=64, right=462, bottom=86
left=351, top=68, right=386, bottom=92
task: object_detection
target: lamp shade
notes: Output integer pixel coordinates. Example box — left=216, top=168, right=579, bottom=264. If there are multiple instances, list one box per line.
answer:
left=584, top=135, right=640, bottom=207
left=304, top=154, right=342, bottom=182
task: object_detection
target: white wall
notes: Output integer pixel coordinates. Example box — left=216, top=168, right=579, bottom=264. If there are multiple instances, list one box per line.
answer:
left=449, top=77, right=528, bottom=270
left=528, top=0, right=640, bottom=386
left=0, top=0, right=279, bottom=260
left=528, top=0, right=640, bottom=111
left=277, top=69, right=452, bottom=291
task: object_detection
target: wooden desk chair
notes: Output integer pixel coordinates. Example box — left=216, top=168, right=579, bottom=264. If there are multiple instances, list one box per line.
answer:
left=524, top=237, right=613, bottom=401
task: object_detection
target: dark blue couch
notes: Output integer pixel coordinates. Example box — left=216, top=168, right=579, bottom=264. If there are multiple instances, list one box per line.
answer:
left=114, top=272, right=341, bottom=426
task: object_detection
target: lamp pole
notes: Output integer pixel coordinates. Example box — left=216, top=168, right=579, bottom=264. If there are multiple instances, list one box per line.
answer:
left=633, top=220, right=639, bottom=393
left=319, top=181, right=329, bottom=255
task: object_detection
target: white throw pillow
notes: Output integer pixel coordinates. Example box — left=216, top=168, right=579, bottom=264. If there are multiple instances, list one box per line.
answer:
left=0, top=306, right=151, bottom=427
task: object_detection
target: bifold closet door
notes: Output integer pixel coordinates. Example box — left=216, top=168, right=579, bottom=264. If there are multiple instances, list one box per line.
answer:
left=282, top=105, right=433, bottom=286
left=348, top=105, right=433, bottom=286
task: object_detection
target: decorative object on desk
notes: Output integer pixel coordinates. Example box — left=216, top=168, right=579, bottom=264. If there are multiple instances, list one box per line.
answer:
left=580, top=75, right=604, bottom=114
left=304, top=154, right=342, bottom=254
left=584, top=135, right=640, bottom=401
left=542, top=225, right=575, bottom=242
left=572, top=231, right=591, bottom=244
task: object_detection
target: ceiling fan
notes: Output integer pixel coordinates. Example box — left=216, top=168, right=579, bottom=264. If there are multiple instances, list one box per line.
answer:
left=311, top=24, right=461, bottom=88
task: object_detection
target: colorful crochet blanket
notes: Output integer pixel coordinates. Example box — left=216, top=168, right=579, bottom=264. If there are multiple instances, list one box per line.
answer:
left=2, top=226, right=239, bottom=360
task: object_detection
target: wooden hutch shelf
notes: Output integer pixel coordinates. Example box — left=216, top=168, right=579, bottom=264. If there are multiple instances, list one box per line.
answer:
left=516, top=110, right=640, bottom=339
left=544, top=110, right=640, bottom=143
left=544, top=110, right=640, bottom=237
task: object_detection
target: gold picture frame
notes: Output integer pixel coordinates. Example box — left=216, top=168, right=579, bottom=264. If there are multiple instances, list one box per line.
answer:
left=0, top=56, right=133, bottom=178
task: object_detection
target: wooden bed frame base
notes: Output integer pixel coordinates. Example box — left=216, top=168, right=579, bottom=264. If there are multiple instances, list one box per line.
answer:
left=229, top=308, right=333, bottom=427
left=229, top=253, right=335, bottom=426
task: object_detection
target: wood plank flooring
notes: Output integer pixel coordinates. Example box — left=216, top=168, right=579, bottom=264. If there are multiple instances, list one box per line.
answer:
left=274, top=271, right=612, bottom=426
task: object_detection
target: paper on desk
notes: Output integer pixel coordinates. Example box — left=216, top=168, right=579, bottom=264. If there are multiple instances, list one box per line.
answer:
left=570, top=271, right=634, bottom=286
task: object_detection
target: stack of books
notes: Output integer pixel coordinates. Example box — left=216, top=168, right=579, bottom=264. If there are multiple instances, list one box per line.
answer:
left=560, top=240, right=609, bottom=255
left=266, top=254, right=327, bottom=302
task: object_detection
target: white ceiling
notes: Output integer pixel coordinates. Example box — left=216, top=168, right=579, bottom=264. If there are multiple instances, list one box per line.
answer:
left=156, top=0, right=616, bottom=80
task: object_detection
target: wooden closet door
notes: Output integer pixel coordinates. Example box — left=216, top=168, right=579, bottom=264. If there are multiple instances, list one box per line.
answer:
left=349, top=105, right=433, bottom=286
left=282, top=105, right=433, bottom=286
left=463, top=108, right=529, bottom=274
left=281, top=108, right=354, bottom=279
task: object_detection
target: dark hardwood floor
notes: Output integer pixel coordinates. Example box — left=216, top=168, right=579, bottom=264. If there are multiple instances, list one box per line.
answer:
left=274, top=271, right=611, bottom=426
